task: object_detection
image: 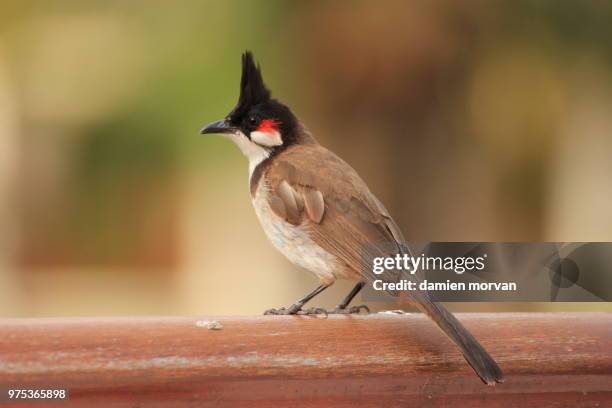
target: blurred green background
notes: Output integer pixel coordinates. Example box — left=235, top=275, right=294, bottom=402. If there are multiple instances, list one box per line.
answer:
left=0, top=1, right=611, bottom=317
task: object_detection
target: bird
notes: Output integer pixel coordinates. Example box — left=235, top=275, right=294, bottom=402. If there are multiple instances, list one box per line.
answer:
left=200, top=51, right=504, bottom=385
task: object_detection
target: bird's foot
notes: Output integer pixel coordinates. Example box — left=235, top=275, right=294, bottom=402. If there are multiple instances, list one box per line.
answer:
left=299, top=304, right=370, bottom=316
left=264, top=304, right=370, bottom=316
left=263, top=304, right=302, bottom=315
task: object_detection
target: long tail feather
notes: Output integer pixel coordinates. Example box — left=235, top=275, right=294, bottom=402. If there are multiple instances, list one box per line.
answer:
left=414, top=295, right=504, bottom=385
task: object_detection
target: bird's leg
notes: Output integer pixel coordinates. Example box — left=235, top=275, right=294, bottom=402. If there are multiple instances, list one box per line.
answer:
left=335, top=281, right=366, bottom=309
left=264, top=283, right=332, bottom=315
left=301, top=281, right=369, bottom=315
left=333, top=281, right=369, bottom=314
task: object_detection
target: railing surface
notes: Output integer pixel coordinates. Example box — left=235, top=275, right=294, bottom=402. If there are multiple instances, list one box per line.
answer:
left=0, top=313, right=611, bottom=407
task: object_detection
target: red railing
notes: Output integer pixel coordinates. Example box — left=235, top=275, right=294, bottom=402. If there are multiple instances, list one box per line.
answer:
left=1, top=313, right=611, bottom=407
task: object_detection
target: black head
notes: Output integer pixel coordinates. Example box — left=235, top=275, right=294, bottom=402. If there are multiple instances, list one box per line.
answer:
left=201, top=51, right=301, bottom=149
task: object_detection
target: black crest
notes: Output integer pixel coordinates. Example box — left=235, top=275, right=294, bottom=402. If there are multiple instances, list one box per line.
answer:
left=232, top=51, right=271, bottom=118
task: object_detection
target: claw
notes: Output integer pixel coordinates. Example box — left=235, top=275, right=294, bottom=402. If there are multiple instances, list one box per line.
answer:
left=329, top=304, right=370, bottom=314
left=346, top=304, right=370, bottom=314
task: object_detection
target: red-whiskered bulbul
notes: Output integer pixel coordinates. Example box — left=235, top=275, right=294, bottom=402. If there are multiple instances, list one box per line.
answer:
left=200, top=52, right=503, bottom=385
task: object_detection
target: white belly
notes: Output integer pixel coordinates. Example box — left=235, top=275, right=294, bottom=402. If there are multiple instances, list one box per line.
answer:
left=252, top=184, right=339, bottom=283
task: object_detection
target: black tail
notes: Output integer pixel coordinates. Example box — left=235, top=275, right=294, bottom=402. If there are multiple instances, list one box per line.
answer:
left=414, top=295, right=504, bottom=385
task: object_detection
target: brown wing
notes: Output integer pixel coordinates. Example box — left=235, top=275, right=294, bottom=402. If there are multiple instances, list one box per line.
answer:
left=264, top=144, right=405, bottom=283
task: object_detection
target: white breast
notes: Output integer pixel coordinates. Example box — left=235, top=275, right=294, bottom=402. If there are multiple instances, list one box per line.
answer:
left=251, top=181, right=340, bottom=284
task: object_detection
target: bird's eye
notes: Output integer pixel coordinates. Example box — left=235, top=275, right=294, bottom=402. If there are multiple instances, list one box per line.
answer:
left=249, top=116, right=258, bottom=125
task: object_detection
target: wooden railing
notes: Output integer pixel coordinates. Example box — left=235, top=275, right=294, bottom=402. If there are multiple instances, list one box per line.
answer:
left=0, top=313, right=611, bottom=407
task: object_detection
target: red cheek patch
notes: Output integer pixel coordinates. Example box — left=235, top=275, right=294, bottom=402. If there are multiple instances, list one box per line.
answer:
left=257, top=119, right=281, bottom=133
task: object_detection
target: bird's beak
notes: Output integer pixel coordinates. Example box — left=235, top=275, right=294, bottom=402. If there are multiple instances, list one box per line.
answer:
left=200, top=119, right=238, bottom=135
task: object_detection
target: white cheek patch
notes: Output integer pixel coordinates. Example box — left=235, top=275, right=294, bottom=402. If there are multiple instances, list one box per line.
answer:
left=224, top=130, right=270, bottom=177
left=250, top=130, right=282, bottom=147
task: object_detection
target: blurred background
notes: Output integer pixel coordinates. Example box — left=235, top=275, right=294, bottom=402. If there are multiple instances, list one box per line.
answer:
left=1, top=0, right=611, bottom=317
